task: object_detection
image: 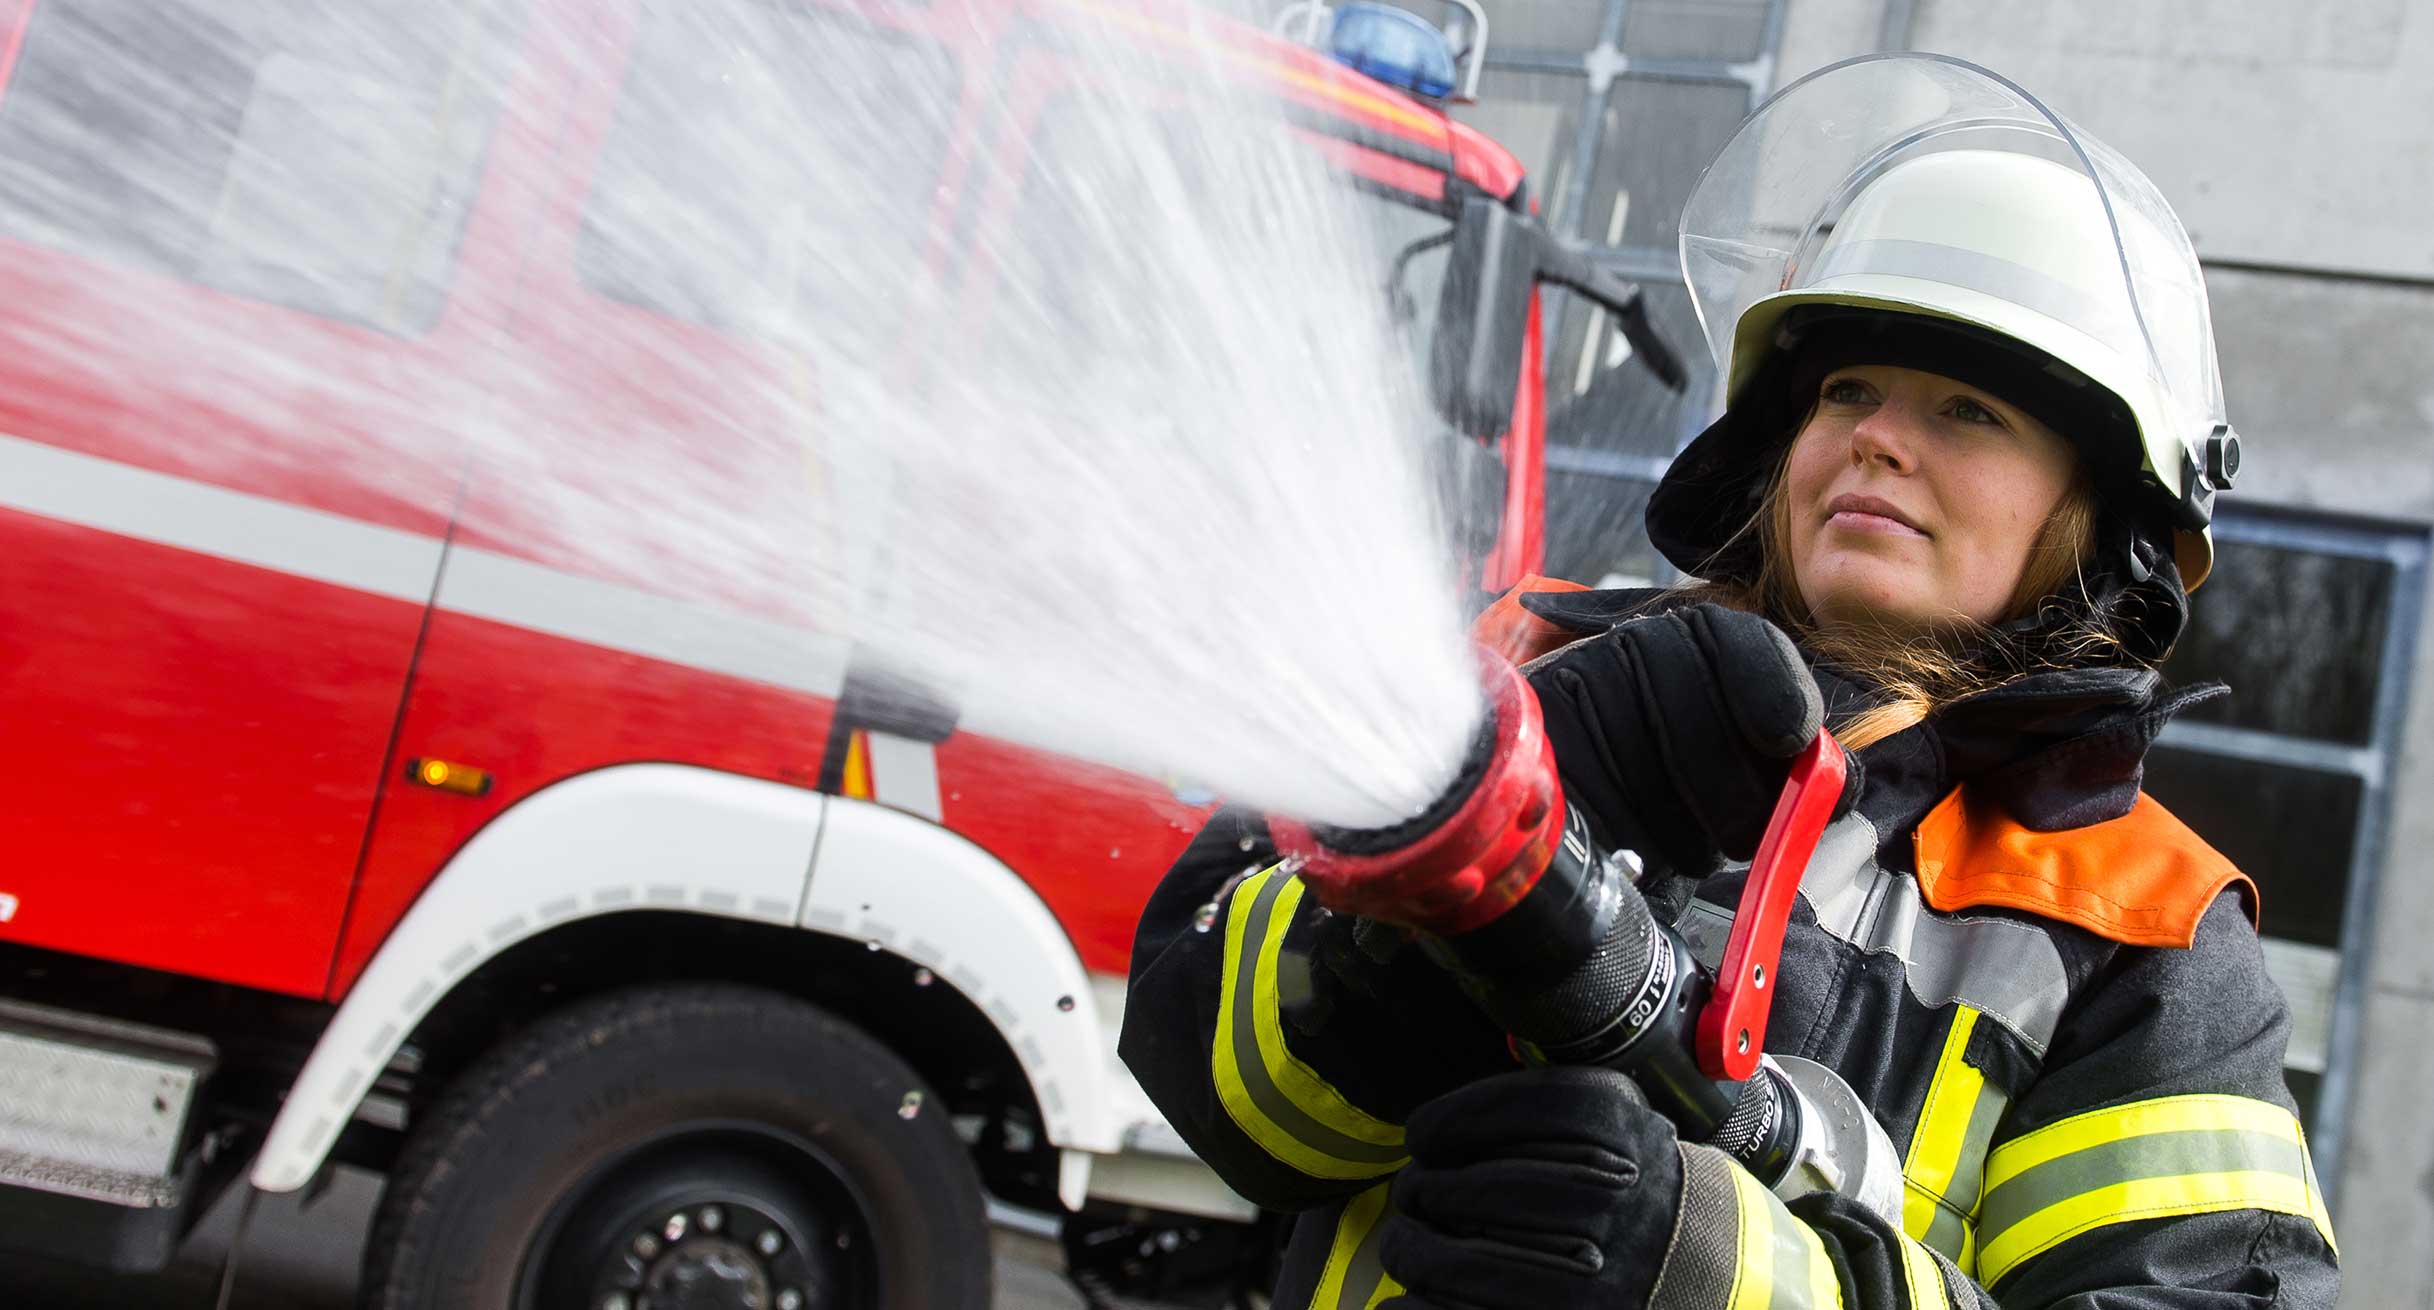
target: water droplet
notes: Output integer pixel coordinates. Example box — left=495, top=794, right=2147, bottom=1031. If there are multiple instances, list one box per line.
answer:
left=898, top=1090, right=925, bottom=1119
left=663, top=1212, right=689, bottom=1242
left=1108, top=846, right=1122, bottom=858
left=1057, top=994, right=1076, bottom=1012
left=948, top=790, right=961, bottom=802
left=1192, top=902, right=1219, bottom=933
left=912, top=967, right=934, bottom=987
left=699, top=1205, right=724, bottom=1233
left=757, top=1228, right=786, bottom=1256
left=633, top=1233, right=661, bottom=1259
left=1237, top=836, right=1256, bottom=852
left=865, top=939, right=882, bottom=952
left=777, top=1291, right=804, bottom=1310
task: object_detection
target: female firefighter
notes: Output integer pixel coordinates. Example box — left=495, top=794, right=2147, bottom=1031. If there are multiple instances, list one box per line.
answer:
left=1121, top=53, right=2338, bottom=1309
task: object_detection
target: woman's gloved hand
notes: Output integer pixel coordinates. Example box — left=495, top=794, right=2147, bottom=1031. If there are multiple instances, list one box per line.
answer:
left=1520, top=597, right=1845, bottom=877
left=1379, top=1066, right=1683, bottom=1310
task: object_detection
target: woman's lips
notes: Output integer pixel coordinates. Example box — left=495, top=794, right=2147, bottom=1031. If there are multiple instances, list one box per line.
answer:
left=1826, top=508, right=1931, bottom=539
left=1825, top=494, right=1929, bottom=539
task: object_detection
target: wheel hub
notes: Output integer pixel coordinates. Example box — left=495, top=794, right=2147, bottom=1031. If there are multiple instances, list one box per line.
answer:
left=595, top=1200, right=839, bottom=1310
left=641, top=1234, right=767, bottom=1310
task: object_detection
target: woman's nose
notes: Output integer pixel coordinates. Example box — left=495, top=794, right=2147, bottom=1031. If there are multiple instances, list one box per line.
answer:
left=1849, top=402, right=1918, bottom=473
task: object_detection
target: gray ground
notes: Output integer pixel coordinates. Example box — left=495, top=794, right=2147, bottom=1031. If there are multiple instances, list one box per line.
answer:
left=4, top=1166, right=1090, bottom=1309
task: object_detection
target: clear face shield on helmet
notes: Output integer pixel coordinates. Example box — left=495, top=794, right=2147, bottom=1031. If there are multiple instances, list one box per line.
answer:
left=1675, top=53, right=2234, bottom=584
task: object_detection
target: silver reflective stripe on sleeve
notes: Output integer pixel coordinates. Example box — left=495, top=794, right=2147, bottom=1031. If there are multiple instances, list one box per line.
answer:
left=1691, top=813, right=2070, bottom=1056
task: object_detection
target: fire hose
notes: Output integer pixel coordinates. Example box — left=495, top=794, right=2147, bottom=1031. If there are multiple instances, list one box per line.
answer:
left=1268, top=652, right=1903, bottom=1219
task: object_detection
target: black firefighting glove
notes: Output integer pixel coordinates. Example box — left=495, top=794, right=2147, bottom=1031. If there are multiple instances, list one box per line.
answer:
left=1519, top=597, right=1851, bottom=878
left=1379, top=1065, right=1683, bottom=1310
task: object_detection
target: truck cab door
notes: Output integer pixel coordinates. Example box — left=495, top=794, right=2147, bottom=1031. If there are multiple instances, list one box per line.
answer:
left=322, top=0, right=993, bottom=991
left=0, top=0, right=548, bottom=995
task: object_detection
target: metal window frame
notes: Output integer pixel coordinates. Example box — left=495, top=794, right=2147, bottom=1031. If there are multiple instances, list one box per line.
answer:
left=1484, top=0, right=1788, bottom=475
left=2154, top=507, right=2428, bottom=1217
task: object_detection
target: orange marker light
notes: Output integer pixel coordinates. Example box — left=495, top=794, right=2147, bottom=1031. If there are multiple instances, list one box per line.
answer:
left=408, top=757, right=493, bottom=797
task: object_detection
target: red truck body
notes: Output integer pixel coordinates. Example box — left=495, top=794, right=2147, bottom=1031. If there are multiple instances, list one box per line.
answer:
left=0, top=0, right=1551, bottom=1288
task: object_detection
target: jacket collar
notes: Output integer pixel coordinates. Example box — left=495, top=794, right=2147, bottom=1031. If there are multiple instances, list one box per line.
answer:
left=1842, top=661, right=2223, bottom=834
left=1512, top=586, right=2216, bottom=833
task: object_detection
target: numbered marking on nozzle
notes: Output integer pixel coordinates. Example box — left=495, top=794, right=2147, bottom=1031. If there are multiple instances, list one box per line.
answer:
left=1697, top=733, right=1846, bottom=1082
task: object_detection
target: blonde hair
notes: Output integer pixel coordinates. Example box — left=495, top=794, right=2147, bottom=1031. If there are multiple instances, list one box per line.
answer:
left=1692, top=450, right=2109, bottom=751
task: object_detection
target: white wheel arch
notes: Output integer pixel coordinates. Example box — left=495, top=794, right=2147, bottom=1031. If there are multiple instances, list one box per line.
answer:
left=253, top=764, right=1119, bottom=1209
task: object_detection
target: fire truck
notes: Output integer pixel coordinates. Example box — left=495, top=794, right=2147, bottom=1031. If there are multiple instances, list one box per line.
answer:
left=0, top=0, right=1675, bottom=1303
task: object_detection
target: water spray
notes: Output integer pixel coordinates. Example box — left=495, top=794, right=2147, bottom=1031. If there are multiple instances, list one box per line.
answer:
left=1271, top=654, right=1901, bottom=1215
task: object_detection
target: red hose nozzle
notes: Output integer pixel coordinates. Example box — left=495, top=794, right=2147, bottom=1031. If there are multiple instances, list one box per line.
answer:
left=1269, top=652, right=1563, bottom=936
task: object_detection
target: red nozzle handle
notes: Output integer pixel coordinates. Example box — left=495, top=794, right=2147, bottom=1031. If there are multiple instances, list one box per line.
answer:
left=1696, top=732, right=1846, bottom=1082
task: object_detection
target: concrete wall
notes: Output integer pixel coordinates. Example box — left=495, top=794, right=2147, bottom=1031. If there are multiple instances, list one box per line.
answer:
left=1782, top=0, right=2434, bottom=276
left=1905, top=1, right=2434, bottom=280
left=1774, top=1, right=2434, bottom=1298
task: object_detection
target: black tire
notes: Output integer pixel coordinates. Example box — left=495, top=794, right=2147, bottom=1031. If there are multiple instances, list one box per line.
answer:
left=361, top=983, right=990, bottom=1310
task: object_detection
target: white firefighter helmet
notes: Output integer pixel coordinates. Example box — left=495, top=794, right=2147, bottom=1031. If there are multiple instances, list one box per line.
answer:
left=1661, top=52, right=2235, bottom=591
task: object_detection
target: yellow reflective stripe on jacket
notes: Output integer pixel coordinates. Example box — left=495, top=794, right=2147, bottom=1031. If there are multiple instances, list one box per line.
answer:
left=1213, top=865, right=1408, bottom=1180
left=1308, top=1181, right=1405, bottom=1310
left=1725, top=1161, right=1846, bottom=1309
left=1900, top=1005, right=2006, bottom=1270
left=1976, top=1094, right=2336, bottom=1287
left=1895, top=1232, right=1951, bottom=1309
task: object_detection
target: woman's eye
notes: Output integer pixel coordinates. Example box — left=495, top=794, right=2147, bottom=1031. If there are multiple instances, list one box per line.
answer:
left=1950, top=396, right=2009, bottom=427
left=1821, top=378, right=1872, bottom=404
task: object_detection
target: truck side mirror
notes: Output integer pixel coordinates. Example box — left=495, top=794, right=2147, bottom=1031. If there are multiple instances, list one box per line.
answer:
left=1429, top=197, right=1536, bottom=439
left=1430, top=198, right=1691, bottom=440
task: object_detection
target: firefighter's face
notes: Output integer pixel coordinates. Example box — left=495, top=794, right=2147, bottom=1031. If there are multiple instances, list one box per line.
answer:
left=1782, top=364, right=2080, bottom=631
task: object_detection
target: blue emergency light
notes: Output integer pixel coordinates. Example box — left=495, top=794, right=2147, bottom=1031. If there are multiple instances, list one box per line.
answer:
left=1326, top=3, right=1458, bottom=101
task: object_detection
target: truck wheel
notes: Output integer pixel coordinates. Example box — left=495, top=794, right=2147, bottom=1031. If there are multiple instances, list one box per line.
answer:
left=361, top=983, right=989, bottom=1310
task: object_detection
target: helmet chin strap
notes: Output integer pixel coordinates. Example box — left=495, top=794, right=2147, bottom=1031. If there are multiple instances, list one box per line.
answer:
left=1991, top=504, right=2190, bottom=665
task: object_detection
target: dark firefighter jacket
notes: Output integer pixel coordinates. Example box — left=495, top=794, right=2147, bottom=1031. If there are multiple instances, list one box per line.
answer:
left=1122, top=623, right=2341, bottom=1308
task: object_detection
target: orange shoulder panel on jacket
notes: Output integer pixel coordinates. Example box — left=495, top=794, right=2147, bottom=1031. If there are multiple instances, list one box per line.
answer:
left=1471, top=574, right=1591, bottom=665
left=1912, top=787, right=2260, bottom=948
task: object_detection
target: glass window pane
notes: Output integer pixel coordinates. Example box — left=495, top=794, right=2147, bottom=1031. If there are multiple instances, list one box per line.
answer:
left=1457, top=70, right=1747, bottom=245
left=1622, top=0, right=1772, bottom=61
left=2162, top=538, right=2393, bottom=745
left=1449, top=67, right=1589, bottom=217
left=2259, top=936, right=2337, bottom=1077
left=1541, top=74, right=1746, bottom=464
left=2284, top=1068, right=2321, bottom=1133
left=1544, top=469, right=1663, bottom=589
left=577, top=3, right=955, bottom=336
left=0, top=0, right=518, bottom=333
left=1490, top=1, right=1611, bottom=50
left=2141, top=748, right=2360, bottom=949
left=1547, top=278, right=1713, bottom=460
left=1583, top=76, right=1752, bottom=252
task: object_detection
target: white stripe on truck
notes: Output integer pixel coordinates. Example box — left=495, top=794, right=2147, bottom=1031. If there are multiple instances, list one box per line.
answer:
left=0, top=431, right=442, bottom=602
left=0, top=432, right=852, bottom=695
